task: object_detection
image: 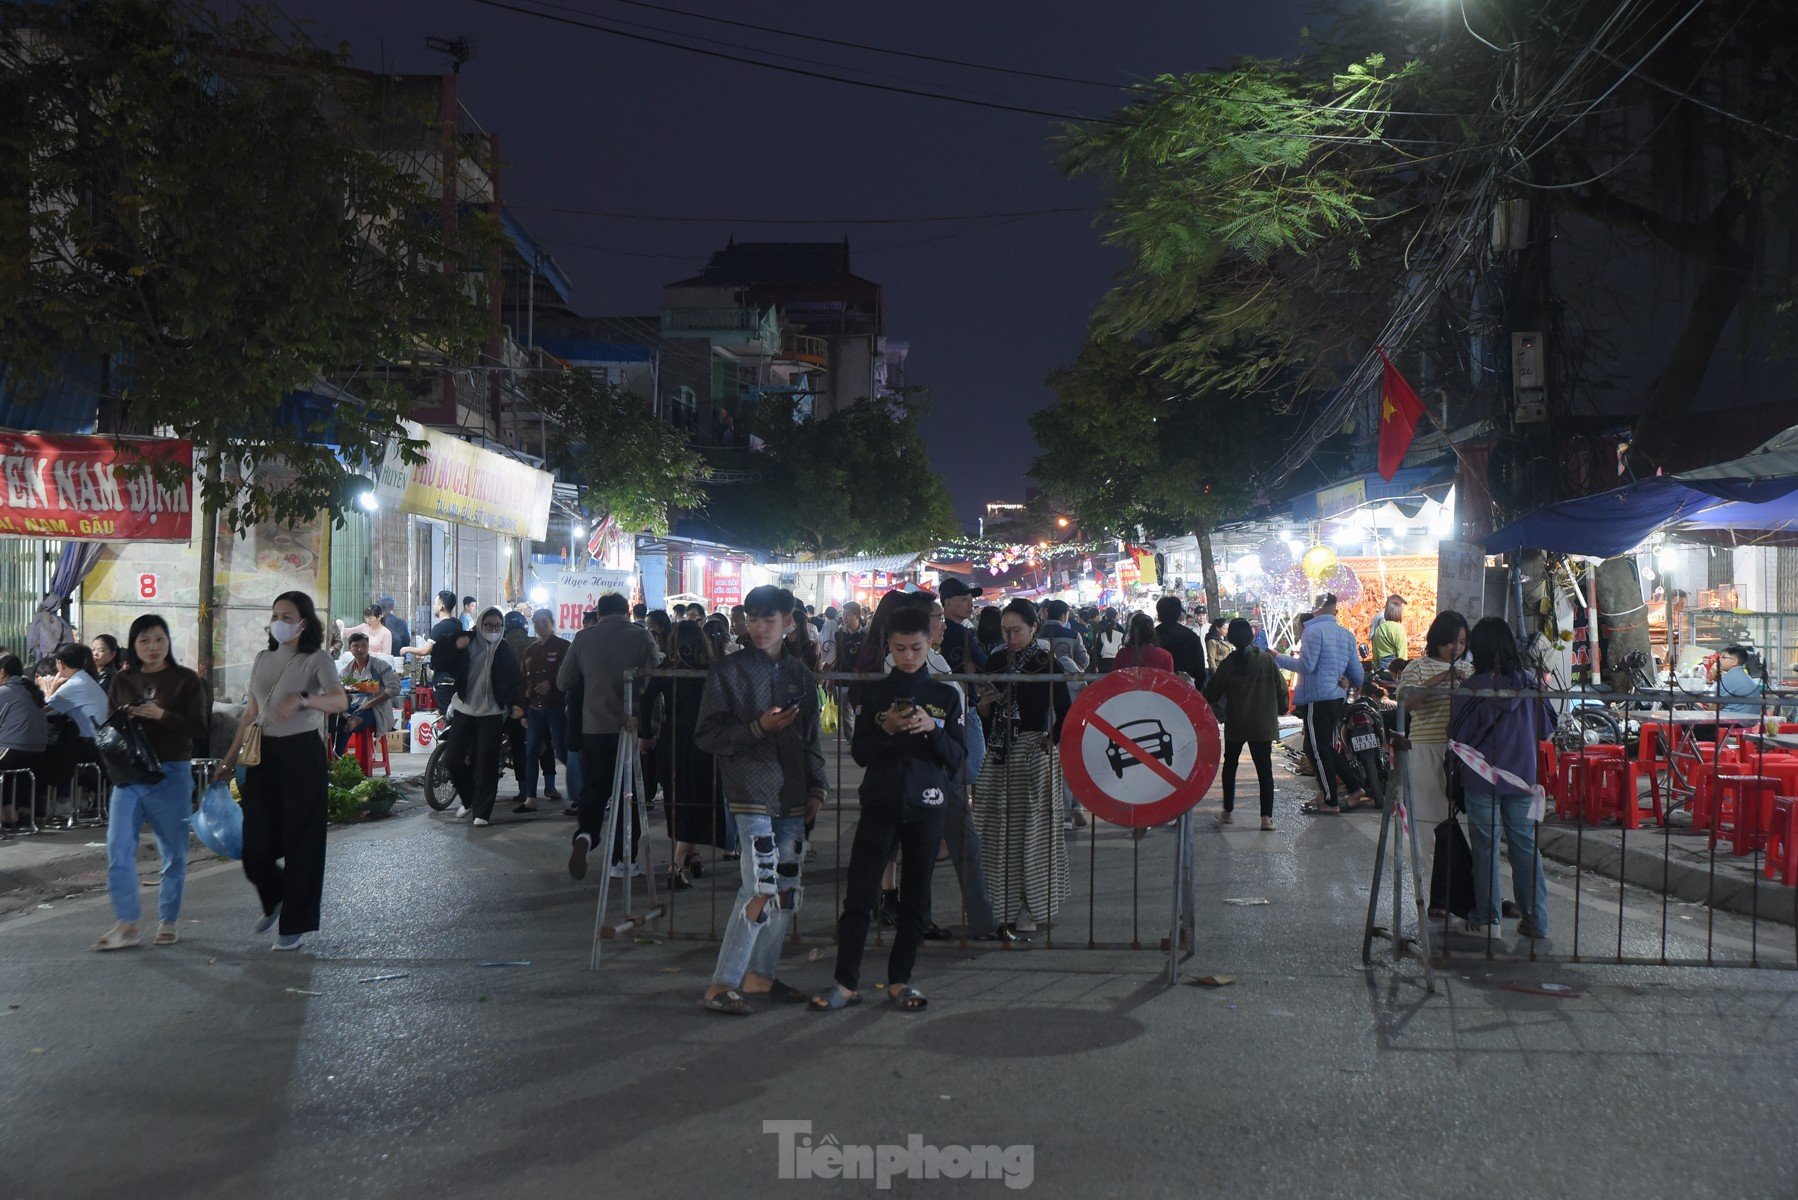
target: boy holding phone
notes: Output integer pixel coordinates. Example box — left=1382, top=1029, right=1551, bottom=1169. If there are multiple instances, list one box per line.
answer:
left=813, top=604, right=966, bottom=1012
left=695, top=585, right=828, bottom=1015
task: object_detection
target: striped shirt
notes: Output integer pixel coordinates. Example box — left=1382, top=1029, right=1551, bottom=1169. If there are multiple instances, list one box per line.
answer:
left=1398, top=656, right=1465, bottom=743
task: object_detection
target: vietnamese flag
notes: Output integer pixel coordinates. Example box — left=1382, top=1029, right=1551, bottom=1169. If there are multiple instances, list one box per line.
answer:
left=1375, top=346, right=1426, bottom=481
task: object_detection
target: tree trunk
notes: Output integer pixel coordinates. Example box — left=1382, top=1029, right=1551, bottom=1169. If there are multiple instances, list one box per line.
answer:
left=1196, top=525, right=1221, bottom=618
left=1594, top=556, right=1651, bottom=692
left=196, top=446, right=221, bottom=684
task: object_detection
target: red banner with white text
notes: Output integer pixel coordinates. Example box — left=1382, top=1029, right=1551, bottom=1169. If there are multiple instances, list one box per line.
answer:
left=0, top=432, right=194, bottom=542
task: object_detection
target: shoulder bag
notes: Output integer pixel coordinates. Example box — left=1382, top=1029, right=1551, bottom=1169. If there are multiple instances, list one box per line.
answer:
left=95, top=710, right=164, bottom=787
left=240, top=654, right=306, bottom=767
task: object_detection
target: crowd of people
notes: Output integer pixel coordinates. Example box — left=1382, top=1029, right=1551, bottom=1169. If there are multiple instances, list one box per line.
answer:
left=0, top=569, right=1589, bottom=971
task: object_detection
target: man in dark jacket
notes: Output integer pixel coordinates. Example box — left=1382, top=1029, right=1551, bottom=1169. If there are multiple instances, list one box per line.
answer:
left=1155, top=596, right=1210, bottom=690
left=558, top=594, right=662, bottom=877
left=443, top=606, right=525, bottom=827
left=814, top=604, right=965, bottom=1011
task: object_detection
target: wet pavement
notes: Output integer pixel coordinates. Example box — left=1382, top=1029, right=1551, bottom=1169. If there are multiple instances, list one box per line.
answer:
left=2, top=746, right=1796, bottom=1199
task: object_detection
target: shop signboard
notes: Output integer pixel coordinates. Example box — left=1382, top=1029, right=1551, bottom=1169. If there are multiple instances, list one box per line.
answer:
left=553, top=567, right=633, bottom=632
left=1436, top=540, right=1487, bottom=622
left=374, top=419, right=553, bottom=541
left=709, top=572, right=743, bottom=610
left=0, top=431, right=193, bottom=541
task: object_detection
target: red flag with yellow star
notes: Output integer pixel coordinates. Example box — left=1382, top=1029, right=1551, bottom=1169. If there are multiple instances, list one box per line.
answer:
left=1375, top=347, right=1426, bottom=481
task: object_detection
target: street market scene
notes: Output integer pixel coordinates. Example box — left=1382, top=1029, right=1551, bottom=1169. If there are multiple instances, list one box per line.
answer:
left=2, top=2, right=1797, bottom=1197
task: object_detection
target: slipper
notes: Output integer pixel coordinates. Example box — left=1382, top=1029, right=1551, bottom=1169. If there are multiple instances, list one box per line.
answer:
left=92, top=925, right=141, bottom=952
left=888, top=986, right=928, bottom=1012
left=153, top=922, right=179, bottom=946
left=759, top=979, right=812, bottom=1004
left=1299, top=802, right=1341, bottom=816
left=810, top=988, right=863, bottom=1011
left=698, top=989, right=753, bottom=1015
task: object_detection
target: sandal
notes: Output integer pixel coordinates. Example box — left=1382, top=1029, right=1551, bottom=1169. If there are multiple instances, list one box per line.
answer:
left=92, top=924, right=141, bottom=952
left=810, top=988, right=863, bottom=1011
left=888, top=986, right=928, bottom=1012
left=698, top=989, right=753, bottom=1016
left=760, top=979, right=812, bottom=1004
left=1299, top=802, right=1341, bottom=816
left=154, top=922, right=179, bottom=946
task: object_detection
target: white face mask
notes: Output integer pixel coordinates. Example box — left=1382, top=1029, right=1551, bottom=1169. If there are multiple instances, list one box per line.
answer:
left=270, top=619, right=302, bottom=643
left=482, top=630, right=502, bottom=644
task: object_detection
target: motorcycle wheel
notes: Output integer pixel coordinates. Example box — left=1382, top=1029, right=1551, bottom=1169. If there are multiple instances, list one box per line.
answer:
left=1573, top=708, right=1623, bottom=746
left=1355, top=748, right=1386, bottom=808
left=424, top=739, right=457, bottom=811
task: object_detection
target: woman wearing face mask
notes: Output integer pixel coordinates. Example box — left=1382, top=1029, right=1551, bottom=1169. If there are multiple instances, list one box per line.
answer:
left=92, top=616, right=209, bottom=950
left=973, top=598, right=1071, bottom=941
left=440, top=606, right=524, bottom=828
left=217, top=592, right=347, bottom=951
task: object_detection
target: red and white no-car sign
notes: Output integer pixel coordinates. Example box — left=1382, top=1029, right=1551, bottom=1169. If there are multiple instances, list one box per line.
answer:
left=1059, top=668, right=1222, bottom=828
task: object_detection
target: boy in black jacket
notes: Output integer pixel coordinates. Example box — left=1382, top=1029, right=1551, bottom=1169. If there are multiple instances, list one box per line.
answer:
left=813, top=605, right=966, bottom=1012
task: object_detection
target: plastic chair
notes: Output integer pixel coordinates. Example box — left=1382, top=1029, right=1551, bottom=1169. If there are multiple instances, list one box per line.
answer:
left=347, top=727, right=392, bottom=777
left=1555, top=754, right=1589, bottom=821
left=1537, top=741, right=1559, bottom=800
left=1762, top=796, right=1797, bottom=885
left=1585, top=757, right=1627, bottom=824
left=1710, top=775, right=1778, bottom=856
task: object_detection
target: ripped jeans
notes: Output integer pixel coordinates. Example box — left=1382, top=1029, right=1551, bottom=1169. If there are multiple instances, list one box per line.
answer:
left=710, top=813, right=806, bottom=988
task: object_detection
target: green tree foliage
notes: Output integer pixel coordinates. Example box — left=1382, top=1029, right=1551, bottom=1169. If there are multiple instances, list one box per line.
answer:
left=0, top=0, right=494, bottom=527
left=1057, top=2, right=1798, bottom=478
left=732, top=392, right=958, bottom=558
left=523, top=367, right=708, bottom=535
left=1031, top=335, right=1283, bottom=539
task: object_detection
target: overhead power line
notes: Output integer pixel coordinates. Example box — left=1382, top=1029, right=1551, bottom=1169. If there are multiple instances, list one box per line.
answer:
left=470, top=0, right=1123, bottom=124
left=505, top=203, right=1094, bottom=224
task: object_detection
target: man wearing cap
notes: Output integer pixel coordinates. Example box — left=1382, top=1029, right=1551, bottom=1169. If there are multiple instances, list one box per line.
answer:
left=934, top=578, right=1000, bottom=939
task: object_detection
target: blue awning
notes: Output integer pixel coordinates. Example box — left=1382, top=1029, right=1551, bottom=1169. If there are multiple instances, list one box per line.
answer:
left=1483, top=479, right=1723, bottom=557
left=500, top=207, right=573, bottom=304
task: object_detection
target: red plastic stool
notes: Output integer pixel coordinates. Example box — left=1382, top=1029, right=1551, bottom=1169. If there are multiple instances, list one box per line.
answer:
left=1555, top=754, right=1589, bottom=821
left=1710, top=775, right=1777, bottom=856
left=1537, top=741, right=1559, bottom=798
left=1762, top=796, right=1798, bottom=884
left=1618, top=761, right=1664, bottom=829
left=1585, top=757, right=1628, bottom=824
left=347, top=727, right=392, bottom=777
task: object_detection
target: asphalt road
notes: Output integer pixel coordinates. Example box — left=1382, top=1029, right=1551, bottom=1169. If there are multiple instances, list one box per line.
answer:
left=3, top=767, right=1795, bottom=1200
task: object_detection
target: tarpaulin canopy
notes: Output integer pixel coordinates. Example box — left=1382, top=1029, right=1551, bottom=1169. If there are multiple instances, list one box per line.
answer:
left=1482, top=479, right=1720, bottom=557
left=1674, top=424, right=1798, bottom=502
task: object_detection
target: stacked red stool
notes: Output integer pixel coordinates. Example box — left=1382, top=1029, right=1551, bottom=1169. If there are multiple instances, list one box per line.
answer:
left=1709, top=774, right=1778, bottom=856
left=347, top=727, right=392, bottom=777
left=1762, top=796, right=1798, bottom=885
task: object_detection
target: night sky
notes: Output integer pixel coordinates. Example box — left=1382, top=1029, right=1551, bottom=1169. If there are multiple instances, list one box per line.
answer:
left=271, top=1, right=1307, bottom=525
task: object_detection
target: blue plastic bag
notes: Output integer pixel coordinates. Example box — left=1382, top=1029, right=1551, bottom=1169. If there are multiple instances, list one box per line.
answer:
left=191, top=781, right=244, bottom=860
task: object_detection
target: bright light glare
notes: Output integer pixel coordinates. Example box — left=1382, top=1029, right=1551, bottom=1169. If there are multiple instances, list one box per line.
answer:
left=1331, top=527, right=1359, bottom=548
left=356, top=489, right=379, bottom=512
left=529, top=587, right=549, bottom=605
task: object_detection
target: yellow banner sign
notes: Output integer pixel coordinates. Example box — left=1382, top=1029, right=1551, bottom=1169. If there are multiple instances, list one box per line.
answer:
left=375, top=420, right=553, bottom=541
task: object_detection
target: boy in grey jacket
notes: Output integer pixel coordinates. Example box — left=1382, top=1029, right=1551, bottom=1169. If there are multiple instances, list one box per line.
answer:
left=696, top=585, right=828, bottom=1015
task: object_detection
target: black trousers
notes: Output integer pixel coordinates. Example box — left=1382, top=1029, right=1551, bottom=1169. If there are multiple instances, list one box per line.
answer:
left=1299, top=699, right=1362, bottom=805
left=1222, top=738, right=1275, bottom=818
left=444, top=713, right=505, bottom=820
left=241, top=732, right=329, bottom=936
left=834, top=801, right=945, bottom=993
left=579, top=732, right=640, bottom=862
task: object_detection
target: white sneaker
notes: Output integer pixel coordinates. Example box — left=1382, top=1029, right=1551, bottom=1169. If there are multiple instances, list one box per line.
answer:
left=608, top=862, right=625, bottom=879
left=272, top=933, right=305, bottom=952
left=454, top=805, right=470, bottom=819
left=472, top=817, right=491, bottom=828
left=1015, top=910, right=1038, bottom=933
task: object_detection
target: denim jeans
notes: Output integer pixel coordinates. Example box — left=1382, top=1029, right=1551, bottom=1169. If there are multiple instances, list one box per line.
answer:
left=106, top=763, right=194, bottom=925
left=710, top=812, right=805, bottom=987
left=522, top=707, right=566, bottom=799
left=1463, top=790, right=1548, bottom=933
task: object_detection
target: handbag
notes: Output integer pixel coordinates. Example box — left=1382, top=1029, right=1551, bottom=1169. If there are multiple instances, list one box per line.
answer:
left=94, top=711, right=164, bottom=787
left=1429, top=816, right=1477, bottom=918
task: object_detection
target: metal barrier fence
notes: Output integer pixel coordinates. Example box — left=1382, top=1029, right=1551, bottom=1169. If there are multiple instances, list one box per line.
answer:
left=1365, top=682, right=1798, bottom=990
left=588, top=667, right=1196, bottom=974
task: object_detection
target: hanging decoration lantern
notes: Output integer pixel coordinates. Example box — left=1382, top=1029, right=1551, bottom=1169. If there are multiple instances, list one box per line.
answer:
left=1323, top=562, right=1363, bottom=605
left=1300, top=545, right=1339, bottom=581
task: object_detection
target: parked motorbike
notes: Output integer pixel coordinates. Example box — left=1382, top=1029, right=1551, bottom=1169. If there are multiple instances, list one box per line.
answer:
left=1344, top=665, right=1397, bottom=807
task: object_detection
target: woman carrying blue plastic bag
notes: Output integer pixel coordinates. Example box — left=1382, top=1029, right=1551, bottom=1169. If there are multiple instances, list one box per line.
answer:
left=92, top=614, right=210, bottom=952
left=191, top=781, right=244, bottom=860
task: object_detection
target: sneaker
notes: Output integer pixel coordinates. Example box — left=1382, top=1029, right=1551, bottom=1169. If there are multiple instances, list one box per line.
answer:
left=272, top=933, right=305, bottom=952
left=454, top=805, right=470, bottom=819
left=253, top=903, right=282, bottom=935
left=472, top=817, right=491, bottom=828
left=608, top=862, right=625, bottom=879
left=1217, top=810, right=1235, bottom=825
left=1062, top=817, right=1075, bottom=832
left=511, top=800, right=538, bottom=814
left=607, top=861, right=645, bottom=879
left=1516, top=916, right=1548, bottom=939
left=568, top=833, right=591, bottom=881
left=1072, top=809, right=1088, bottom=828
left=544, top=789, right=563, bottom=803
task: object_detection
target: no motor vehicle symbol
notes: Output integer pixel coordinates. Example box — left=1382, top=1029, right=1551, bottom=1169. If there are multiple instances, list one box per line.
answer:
left=1059, top=668, right=1222, bottom=828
